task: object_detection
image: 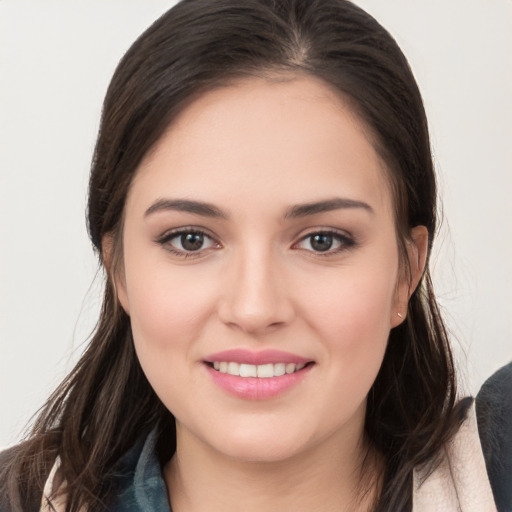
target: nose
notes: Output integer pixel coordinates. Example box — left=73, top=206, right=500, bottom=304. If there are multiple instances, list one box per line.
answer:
left=218, top=247, right=295, bottom=335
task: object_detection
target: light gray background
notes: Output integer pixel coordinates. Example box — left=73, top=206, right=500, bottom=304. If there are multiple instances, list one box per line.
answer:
left=1, top=0, right=511, bottom=448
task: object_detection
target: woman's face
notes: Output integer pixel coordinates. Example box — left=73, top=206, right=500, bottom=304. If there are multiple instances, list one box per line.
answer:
left=114, top=76, right=424, bottom=463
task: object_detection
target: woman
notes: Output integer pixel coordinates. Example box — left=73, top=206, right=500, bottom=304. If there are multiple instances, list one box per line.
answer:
left=0, top=0, right=499, bottom=510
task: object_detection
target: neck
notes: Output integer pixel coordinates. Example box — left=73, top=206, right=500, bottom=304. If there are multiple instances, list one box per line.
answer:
left=164, top=424, right=383, bottom=512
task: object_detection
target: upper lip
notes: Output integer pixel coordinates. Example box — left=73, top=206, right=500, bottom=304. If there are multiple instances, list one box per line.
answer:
left=204, top=349, right=312, bottom=365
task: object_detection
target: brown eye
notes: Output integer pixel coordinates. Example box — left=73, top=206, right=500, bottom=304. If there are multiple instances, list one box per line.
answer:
left=180, top=232, right=205, bottom=251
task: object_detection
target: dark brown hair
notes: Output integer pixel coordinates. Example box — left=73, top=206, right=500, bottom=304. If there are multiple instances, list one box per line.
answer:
left=1, top=1, right=463, bottom=510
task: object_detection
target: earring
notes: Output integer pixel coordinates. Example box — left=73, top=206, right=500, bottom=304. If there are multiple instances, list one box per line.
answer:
left=397, top=312, right=403, bottom=318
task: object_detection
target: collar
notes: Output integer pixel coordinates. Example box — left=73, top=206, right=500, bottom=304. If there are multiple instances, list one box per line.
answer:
left=412, top=401, right=497, bottom=511
left=40, top=428, right=172, bottom=512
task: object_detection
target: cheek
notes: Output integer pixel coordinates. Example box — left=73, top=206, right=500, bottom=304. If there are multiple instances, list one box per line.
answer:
left=121, top=242, right=218, bottom=361
left=302, top=264, right=397, bottom=338
left=129, top=278, right=192, bottom=343
left=122, top=261, right=219, bottom=411
left=298, top=259, right=398, bottom=384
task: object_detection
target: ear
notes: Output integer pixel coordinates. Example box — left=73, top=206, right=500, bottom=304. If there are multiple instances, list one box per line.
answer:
left=391, top=225, right=429, bottom=327
left=102, top=234, right=130, bottom=315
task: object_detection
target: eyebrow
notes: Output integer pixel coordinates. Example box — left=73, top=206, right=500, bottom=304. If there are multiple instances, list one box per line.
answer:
left=284, top=197, right=374, bottom=218
left=144, top=196, right=374, bottom=220
left=145, top=199, right=228, bottom=218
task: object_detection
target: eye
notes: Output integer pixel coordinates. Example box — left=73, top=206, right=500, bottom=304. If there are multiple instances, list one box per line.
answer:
left=176, top=232, right=209, bottom=252
left=295, top=231, right=355, bottom=254
left=157, top=229, right=219, bottom=256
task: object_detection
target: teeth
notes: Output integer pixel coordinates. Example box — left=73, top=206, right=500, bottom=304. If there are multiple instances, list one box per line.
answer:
left=227, top=362, right=239, bottom=376
left=274, top=363, right=286, bottom=376
left=239, top=363, right=257, bottom=377
left=211, top=361, right=307, bottom=377
left=257, top=363, right=274, bottom=378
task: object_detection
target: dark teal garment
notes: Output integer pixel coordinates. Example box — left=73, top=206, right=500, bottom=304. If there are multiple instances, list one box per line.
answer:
left=109, top=429, right=172, bottom=512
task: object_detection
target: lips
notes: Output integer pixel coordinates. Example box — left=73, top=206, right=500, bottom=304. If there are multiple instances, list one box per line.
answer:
left=204, top=349, right=314, bottom=400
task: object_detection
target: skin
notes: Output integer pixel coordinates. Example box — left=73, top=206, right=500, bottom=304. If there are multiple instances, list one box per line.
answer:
left=109, top=75, right=427, bottom=512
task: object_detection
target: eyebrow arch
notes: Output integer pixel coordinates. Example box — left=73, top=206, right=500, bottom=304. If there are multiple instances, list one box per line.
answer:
left=145, top=199, right=228, bottom=219
left=285, top=197, right=374, bottom=218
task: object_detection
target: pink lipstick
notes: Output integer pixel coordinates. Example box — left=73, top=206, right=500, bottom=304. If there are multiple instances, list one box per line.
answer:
left=204, top=349, right=314, bottom=400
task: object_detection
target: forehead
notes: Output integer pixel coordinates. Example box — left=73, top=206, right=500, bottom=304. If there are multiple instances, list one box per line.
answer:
left=130, top=75, right=393, bottom=217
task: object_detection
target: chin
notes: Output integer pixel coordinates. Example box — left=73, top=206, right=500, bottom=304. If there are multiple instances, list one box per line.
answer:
left=218, top=437, right=303, bottom=463
left=199, top=420, right=313, bottom=463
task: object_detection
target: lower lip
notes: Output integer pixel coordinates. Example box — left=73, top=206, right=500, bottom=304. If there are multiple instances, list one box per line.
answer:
left=205, top=364, right=313, bottom=400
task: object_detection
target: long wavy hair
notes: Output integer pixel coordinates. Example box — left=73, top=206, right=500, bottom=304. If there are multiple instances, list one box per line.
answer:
left=1, top=1, right=463, bottom=510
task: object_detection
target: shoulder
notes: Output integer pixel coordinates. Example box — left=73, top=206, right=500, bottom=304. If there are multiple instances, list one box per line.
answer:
left=0, top=429, right=165, bottom=512
left=413, top=397, right=497, bottom=510
left=0, top=440, right=55, bottom=512
left=476, top=362, right=512, bottom=512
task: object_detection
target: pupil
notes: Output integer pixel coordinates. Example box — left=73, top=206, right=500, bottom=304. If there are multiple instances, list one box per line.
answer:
left=311, top=234, right=333, bottom=252
left=181, top=233, right=204, bottom=251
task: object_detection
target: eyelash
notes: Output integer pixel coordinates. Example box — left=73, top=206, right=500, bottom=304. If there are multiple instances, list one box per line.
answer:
left=155, top=227, right=356, bottom=258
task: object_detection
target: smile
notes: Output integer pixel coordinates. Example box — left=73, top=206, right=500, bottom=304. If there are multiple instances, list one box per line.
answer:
left=204, top=349, right=314, bottom=400
left=211, top=361, right=306, bottom=378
